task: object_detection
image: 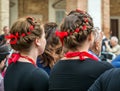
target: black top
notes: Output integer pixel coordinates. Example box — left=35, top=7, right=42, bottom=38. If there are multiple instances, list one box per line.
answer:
left=49, top=58, right=113, bottom=91
left=88, top=68, right=120, bottom=91
left=4, top=62, right=49, bottom=91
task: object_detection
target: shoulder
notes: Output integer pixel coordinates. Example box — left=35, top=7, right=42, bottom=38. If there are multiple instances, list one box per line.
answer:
left=29, top=68, right=49, bottom=91
left=105, top=68, right=120, bottom=75
left=96, top=68, right=120, bottom=83
left=31, top=68, right=49, bottom=80
left=96, top=61, right=113, bottom=68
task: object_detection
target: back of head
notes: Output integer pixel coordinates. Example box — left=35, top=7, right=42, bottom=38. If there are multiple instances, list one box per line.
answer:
left=39, top=22, right=62, bottom=68
left=6, top=17, right=43, bottom=52
left=60, top=9, right=94, bottom=50
left=0, top=42, right=10, bottom=62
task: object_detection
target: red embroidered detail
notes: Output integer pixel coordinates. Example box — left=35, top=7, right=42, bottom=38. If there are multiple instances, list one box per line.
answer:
left=55, top=30, right=68, bottom=45
left=8, top=53, right=36, bottom=67
left=65, top=51, right=98, bottom=61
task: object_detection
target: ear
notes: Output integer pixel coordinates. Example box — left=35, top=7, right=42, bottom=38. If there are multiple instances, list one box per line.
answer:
left=88, top=32, right=94, bottom=41
left=34, top=38, right=41, bottom=46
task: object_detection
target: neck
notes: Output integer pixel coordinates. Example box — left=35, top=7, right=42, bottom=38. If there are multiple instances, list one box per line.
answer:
left=19, top=52, right=37, bottom=65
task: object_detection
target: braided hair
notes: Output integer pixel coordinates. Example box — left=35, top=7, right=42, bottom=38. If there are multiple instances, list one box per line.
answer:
left=8, top=17, right=43, bottom=52
left=60, top=9, right=94, bottom=50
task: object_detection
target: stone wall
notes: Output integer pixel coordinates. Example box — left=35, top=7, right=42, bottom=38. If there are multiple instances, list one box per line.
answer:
left=0, top=0, right=9, bottom=34
left=18, top=0, right=48, bottom=23
left=110, top=0, right=120, bottom=16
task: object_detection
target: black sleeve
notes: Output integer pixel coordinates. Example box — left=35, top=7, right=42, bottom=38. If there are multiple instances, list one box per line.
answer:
left=100, top=61, right=114, bottom=69
left=88, top=75, right=102, bottom=91
left=30, top=68, right=49, bottom=91
left=88, top=68, right=114, bottom=91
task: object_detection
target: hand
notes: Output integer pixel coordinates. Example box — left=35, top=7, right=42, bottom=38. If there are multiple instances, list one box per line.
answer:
left=104, top=41, right=109, bottom=45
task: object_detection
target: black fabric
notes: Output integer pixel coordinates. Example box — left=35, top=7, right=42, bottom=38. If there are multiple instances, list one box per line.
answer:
left=4, top=62, right=49, bottom=91
left=0, top=43, right=10, bottom=62
left=0, top=34, right=5, bottom=42
left=88, top=68, right=120, bottom=91
left=49, top=58, right=113, bottom=91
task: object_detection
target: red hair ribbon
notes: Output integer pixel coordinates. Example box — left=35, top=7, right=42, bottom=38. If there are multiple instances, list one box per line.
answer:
left=55, top=30, right=68, bottom=45
left=65, top=51, right=98, bottom=61
left=5, top=32, right=19, bottom=44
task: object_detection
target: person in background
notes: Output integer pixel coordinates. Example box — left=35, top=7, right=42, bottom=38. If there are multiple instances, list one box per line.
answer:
left=0, top=42, right=10, bottom=91
left=4, top=17, right=49, bottom=91
left=37, top=22, right=63, bottom=75
left=89, top=27, right=103, bottom=60
left=0, top=26, right=10, bottom=43
left=88, top=68, right=120, bottom=91
left=49, top=9, right=113, bottom=91
left=105, top=36, right=120, bottom=56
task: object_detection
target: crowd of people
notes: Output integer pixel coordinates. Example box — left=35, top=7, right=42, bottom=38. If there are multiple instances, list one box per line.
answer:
left=0, top=9, right=120, bottom=91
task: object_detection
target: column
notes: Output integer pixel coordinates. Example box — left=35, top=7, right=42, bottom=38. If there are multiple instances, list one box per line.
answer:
left=102, top=0, right=110, bottom=38
left=88, top=0, right=102, bottom=30
left=0, top=0, right=9, bottom=34
left=66, top=0, right=87, bottom=13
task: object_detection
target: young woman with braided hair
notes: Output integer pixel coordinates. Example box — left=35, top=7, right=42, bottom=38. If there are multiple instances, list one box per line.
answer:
left=4, top=17, right=49, bottom=91
left=49, top=9, right=113, bottom=91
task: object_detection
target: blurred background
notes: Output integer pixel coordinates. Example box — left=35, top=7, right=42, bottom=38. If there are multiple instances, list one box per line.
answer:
left=0, top=0, right=119, bottom=39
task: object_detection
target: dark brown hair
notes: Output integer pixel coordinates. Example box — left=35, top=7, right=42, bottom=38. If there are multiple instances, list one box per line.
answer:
left=60, top=9, right=94, bottom=51
left=10, top=17, right=43, bottom=52
left=39, top=22, right=62, bottom=68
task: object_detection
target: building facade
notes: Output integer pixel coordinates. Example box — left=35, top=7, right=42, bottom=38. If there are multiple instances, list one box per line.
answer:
left=0, top=0, right=120, bottom=39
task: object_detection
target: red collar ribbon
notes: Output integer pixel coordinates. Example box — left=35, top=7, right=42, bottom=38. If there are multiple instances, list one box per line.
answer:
left=8, top=53, right=36, bottom=67
left=65, top=51, right=98, bottom=61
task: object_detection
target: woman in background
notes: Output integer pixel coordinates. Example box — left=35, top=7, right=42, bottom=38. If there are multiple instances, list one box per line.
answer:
left=37, top=22, right=63, bottom=75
